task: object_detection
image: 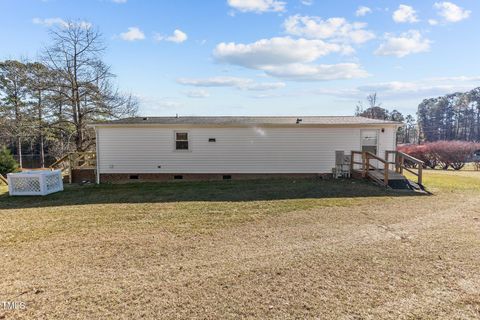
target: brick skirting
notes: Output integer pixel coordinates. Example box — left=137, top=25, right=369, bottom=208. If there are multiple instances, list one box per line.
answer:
left=100, top=173, right=331, bottom=183
left=72, top=169, right=96, bottom=183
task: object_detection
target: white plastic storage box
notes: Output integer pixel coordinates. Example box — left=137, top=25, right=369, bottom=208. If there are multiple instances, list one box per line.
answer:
left=7, top=170, right=64, bottom=196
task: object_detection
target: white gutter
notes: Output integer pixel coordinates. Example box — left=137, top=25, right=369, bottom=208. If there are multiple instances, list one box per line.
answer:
left=95, top=128, right=100, bottom=184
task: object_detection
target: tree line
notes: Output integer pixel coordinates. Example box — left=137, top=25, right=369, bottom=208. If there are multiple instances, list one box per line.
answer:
left=356, top=89, right=480, bottom=145
left=0, top=21, right=138, bottom=168
left=418, top=87, right=480, bottom=142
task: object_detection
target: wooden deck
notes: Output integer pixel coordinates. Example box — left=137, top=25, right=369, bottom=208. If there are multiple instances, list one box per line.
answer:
left=350, top=150, right=424, bottom=189
left=50, top=152, right=96, bottom=184
left=368, top=169, right=406, bottom=181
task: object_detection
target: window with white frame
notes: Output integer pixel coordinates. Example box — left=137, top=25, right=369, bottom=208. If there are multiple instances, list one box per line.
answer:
left=361, top=130, right=378, bottom=155
left=175, top=132, right=189, bottom=150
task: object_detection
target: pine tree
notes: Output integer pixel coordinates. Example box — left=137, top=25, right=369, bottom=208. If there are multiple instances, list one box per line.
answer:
left=0, top=146, right=19, bottom=175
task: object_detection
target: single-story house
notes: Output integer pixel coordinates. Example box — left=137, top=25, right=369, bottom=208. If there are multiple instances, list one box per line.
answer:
left=90, top=116, right=402, bottom=184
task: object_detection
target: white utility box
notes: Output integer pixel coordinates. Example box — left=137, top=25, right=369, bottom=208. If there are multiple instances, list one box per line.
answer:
left=7, top=170, right=64, bottom=196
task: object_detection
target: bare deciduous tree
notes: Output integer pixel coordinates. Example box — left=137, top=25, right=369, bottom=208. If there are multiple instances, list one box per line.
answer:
left=43, top=21, right=138, bottom=151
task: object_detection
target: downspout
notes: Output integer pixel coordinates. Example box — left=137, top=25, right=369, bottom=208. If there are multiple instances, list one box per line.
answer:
left=95, top=127, right=100, bottom=184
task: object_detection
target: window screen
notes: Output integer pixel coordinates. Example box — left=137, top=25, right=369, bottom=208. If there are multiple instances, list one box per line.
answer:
left=175, top=132, right=189, bottom=150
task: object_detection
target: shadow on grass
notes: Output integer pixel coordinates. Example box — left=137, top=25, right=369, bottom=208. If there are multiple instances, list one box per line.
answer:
left=0, top=178, right=428, bottom=209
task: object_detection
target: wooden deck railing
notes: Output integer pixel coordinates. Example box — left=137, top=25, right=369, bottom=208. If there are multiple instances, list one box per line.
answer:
left=350, top=151, right=366, bottom=176
left=0, top=174, right=8, bottom=186
left=351, top=150, right=424, bottom=187
left=385, top=151, right=424, bottom=185
left=351, top=151, right=389, bottom=185
left=49, top=154, right=70, bottom=170
left=365, top=152, right=390, bottom=186
left=49, top=152, right=96, bottom=184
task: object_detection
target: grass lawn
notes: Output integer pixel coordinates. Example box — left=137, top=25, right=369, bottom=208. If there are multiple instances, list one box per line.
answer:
left=1, top=172, right=480, bottom=319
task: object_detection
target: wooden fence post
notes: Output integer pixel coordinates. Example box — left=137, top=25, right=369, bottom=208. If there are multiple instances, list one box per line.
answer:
left=363, top=152, right=369, bottom=178
left=350, top=151, right=354, bottom=174
left=418, top=165, right=423, bottom=185
left=68, top=153, right=73, bottom=184
left=384, top=162, right=389, bottom=186
left=399, top=155, right=404, bottom=174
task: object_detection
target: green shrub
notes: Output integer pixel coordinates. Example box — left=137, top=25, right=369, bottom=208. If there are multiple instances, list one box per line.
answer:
left=0, top=147, right=19, bottom=176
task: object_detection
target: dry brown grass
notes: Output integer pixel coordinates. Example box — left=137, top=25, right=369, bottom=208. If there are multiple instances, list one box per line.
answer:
left=1, top=173, right=480, bottom=319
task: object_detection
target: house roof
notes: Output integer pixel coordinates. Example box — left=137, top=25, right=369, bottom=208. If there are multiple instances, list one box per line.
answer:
left=91, top=116, right=402, bottom=127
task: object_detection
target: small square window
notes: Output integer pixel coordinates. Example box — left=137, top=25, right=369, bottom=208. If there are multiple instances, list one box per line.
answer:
left=175, top=132, right=189, bottom=150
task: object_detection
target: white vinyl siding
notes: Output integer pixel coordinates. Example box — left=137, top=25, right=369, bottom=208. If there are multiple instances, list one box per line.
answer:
left=97, top=126, right=397, bottom=174
left=378, top=127, right=397, bottom=158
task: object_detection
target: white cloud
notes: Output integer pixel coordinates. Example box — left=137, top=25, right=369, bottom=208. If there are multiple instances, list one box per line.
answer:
left=178, top=77, right=251, bottom=87
left=261, top=63, right=369, bottom=81
left=253, top=86, right=364, bottom=99
left=213, top=36, right=368, bottom=81
left=434, top=2, right=471, bottom=23
left=284, top=15, right=375, bottom=44
left=119, top=27, right=145, bottom=41
left=32, top=17, right=67, bottom=27
left=393, top=5, right=419, bottom=23
left=357, top=79, right=478, bottom=98
left=427, top=76, right=480, bottom=82
left=227, top=0, right=286, bottom=13
left=32, top=18, right=91, bottom=29
left=301, top=0, right=314, bottom=6
left=138, top=96, right=183, bottom=114
left=155, top=29, right=188, bottom=43
left=428, top=19, right=439, bottom=25
left=177, top=76, right=286, bottom=91
left=111, top=0, right=127, bottom=3
left=246, top=82, right=287, bottom=90
left=375, top=30, right=431, bottom=58
left=214, top=37, right=350, bottom=69
left=359, top=82, right=434, bottom=94
left=356, top=6, right=372, bottom=17
left=273, top=76, right=480, bottom=100
left=184, top=89, right=210, bottom=98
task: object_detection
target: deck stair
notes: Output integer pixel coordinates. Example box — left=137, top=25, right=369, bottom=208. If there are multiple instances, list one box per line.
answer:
left=49, top=152, right=96, bottom=183
left=350, top=150, right=424, bottom=190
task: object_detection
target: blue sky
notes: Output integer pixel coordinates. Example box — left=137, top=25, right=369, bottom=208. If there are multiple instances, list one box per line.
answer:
left=1, top=0, right=479, bottom=117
